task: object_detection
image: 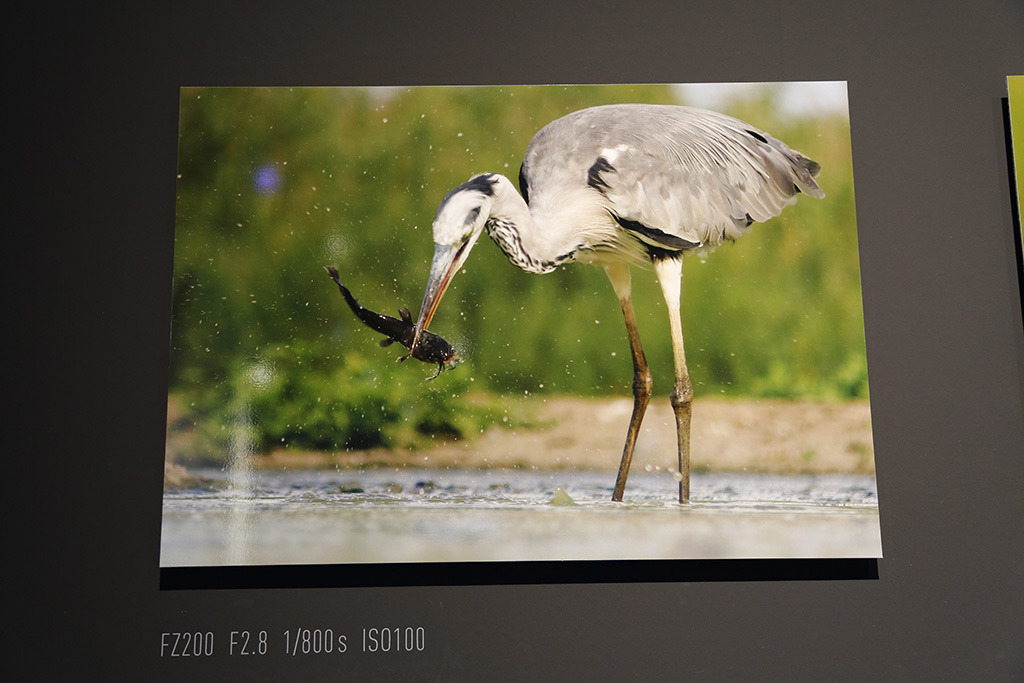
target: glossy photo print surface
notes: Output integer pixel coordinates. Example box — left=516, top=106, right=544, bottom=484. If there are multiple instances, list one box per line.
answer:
left=161, top=83, right=880, bottom=570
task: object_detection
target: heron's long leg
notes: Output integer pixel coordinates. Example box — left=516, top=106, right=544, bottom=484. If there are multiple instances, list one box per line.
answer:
left=653, top=257, right=692, bottom=504
left=605, top=264, right=652, bottom=502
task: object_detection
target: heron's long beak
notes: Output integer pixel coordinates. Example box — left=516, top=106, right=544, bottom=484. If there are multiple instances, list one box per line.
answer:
left=411, top=241, right=467, bottom=352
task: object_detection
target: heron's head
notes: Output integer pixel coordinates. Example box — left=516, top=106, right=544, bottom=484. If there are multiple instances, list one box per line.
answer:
left=412, top=174, right=496, bottom=349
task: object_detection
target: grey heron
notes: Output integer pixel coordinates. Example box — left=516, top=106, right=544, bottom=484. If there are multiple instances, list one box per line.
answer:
left=411, top=103, right=824, bottom=503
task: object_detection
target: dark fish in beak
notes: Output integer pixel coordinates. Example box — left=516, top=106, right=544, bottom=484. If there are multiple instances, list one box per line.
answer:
left=326, top=267, right=458, bottom=379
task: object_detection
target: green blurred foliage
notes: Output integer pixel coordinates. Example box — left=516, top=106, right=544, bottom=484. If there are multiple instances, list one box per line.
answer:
left=169, top=84, right=868, bottom=457
left=1010, top=76, right=1024, bottom=218
left=175, top=338, right=523, bottom=461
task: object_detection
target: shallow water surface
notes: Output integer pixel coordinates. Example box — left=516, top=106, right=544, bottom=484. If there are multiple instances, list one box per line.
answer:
left=161, top=468, right=881, bottom=566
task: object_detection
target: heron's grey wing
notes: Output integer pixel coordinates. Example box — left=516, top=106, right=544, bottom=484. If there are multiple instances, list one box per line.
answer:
left=582, top=107, right=824, bottom=250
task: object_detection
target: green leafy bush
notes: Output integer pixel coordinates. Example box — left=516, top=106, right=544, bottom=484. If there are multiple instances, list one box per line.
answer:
left=176, top=337, right=513, bottom=461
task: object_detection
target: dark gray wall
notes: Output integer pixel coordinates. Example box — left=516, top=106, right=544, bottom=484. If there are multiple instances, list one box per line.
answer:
left=13, top=1, right=1023, bottom=679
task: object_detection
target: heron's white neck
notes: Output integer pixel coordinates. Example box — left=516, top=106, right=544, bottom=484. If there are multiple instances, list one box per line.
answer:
left=482, top=174, right=601, bottom=274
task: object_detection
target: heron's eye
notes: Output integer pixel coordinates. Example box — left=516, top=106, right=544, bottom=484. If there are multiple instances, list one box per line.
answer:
left=465, top=206, right=481, bottom=226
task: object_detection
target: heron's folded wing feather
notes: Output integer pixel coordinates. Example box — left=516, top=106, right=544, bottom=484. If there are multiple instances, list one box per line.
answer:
left=586, top=110, right=823, bottom=249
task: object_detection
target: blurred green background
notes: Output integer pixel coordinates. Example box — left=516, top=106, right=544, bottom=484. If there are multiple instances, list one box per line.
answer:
left=168, top=83, right=867, bottom=459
